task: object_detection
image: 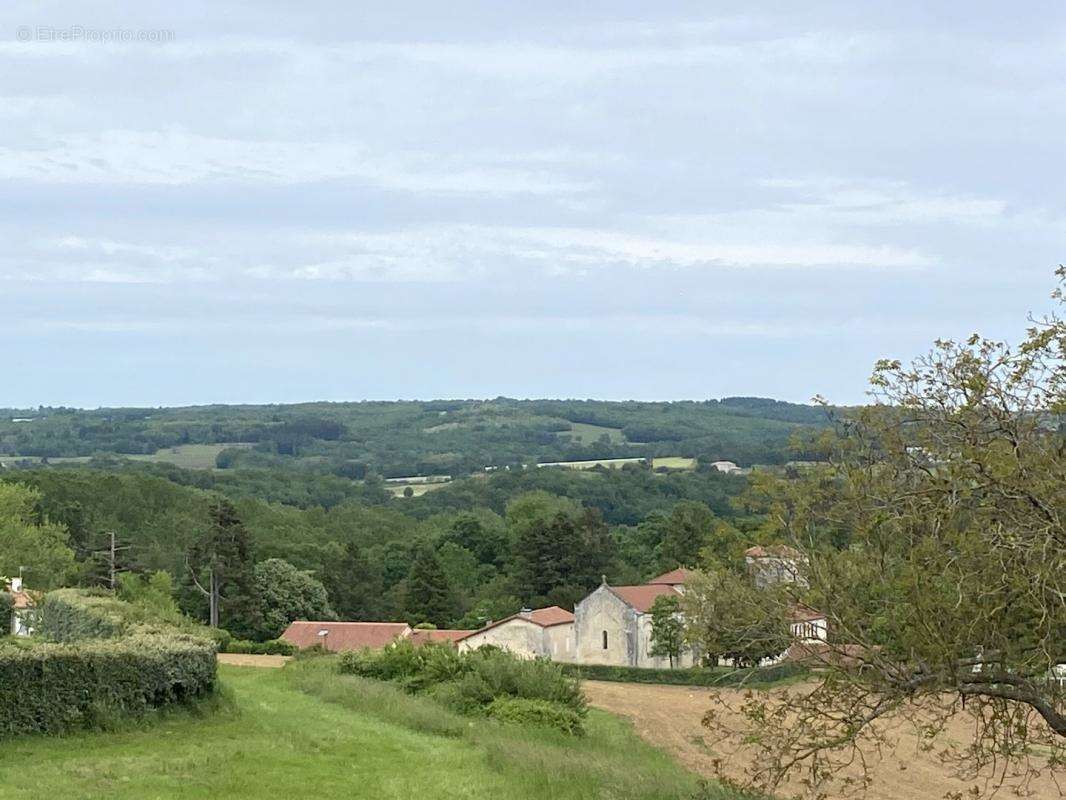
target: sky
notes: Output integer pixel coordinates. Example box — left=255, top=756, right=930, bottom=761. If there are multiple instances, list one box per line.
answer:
left=1, top=1, right=1063, bottom=408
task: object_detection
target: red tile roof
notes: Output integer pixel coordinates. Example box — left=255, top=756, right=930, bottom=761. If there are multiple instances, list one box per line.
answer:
left=647, top=568, right=694, bottom=586
left=280, top=621, right=411, bottom=651
left=788, top=603, right=825, bottom=622
left=409, top=629, right=474, bottom=647
left=455, top=605, right=574, bottom=642
left=10, top=590, right=34, bottom=610
left=608, top=584, right=680, bottom=613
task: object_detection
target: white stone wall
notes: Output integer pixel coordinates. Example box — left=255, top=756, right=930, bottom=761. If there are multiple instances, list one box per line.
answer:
left=458, top=618, right=575, bottom=660
left=573, top=586, right=638, bottom=666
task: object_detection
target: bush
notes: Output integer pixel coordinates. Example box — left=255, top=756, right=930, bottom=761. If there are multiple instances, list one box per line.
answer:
left=339, top=641, right=586, bottom=727
left=559, top=661, right=807, bottom=687
left=223, top=638, right=296, bottom=656
left=0, top=632, right=217, bottom=737
left=35, top=588, right=217, bottom=645
left=487, top=696, right=585, bottom=735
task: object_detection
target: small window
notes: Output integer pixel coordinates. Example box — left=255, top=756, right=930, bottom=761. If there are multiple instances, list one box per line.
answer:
left=602, top=630, right=608, bottom=650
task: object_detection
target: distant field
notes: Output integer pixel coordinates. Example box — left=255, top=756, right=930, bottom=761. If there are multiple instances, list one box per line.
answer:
left=538, top=457, right=647, bottom=470
left=126, top=443, right=254, bottom=470
left=650, top=457, right=697, bottom=470
left=386, top=481, right=452, bottom=498
left=558, top=422, right=627, bottom=444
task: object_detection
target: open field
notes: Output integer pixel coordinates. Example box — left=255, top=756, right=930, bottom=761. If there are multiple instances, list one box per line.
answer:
left=584, top=680, right=1063, bottom=800
left=385, top=481, right=452, bottom=498
left=0, top=663, right=746, bottom=800
left=651, top=457, right=698, bottom=470
left=559, top=421, right=627, bottom=444
left=126, top=442, right=254, bottom=469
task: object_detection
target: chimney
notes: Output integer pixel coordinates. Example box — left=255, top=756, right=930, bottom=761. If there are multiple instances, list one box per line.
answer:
left=518, top=607, right=532, bottom=618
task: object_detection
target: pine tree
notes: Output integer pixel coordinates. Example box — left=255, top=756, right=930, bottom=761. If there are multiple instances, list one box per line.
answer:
left=321, top=541, right=384, bottom=620
left=404, top=547, right=459, bottom=628
left=185, top=499, right=262, bottom=638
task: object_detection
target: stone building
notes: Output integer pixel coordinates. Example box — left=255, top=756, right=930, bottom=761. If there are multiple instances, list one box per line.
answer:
left=571, top=571, right=698, bottom=668
left=455, top=606, right=575, bottom=660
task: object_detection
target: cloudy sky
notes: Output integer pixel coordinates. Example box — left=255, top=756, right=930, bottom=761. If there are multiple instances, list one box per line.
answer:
left=1, top=2, right=1063, bottom=408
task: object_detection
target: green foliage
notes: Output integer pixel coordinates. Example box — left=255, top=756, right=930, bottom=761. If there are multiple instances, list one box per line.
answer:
left=405, top=547, right=460, bottom=628
left=251, top=558, right=334, bottom=640
left=116, top=570, right=183, bottom=624
left=339, top=641, right=586, bottom=730
left=222, top=638, right=296, bottom=655
left=0, top=482, right=77, bottom=589
left=487, top=696, right=585, bottom=735
left=0, top=632, right=216, bottom=737
left=36, top=587, right=214, bottom=643
left=648, top=594, right=685, bottom=666
left=511, top=507, right=614, bottom=608
left=559, top=661, right=807, bottom=686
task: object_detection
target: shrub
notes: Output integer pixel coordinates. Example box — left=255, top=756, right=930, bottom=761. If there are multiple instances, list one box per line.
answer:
left=223, top=638, right=296, bottom=656
left=0, top=632, right=217, bottom=737
left=35, top=588, right=217, bottom=645
left=487, top=697, right=585, bottom=736
left=339, top=642, right=586, bottom=727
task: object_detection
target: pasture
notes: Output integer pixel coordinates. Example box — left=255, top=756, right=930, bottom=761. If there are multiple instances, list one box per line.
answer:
left=559, top=421, right=628, bottom=444
left=0, top=662, right=745, bottom=800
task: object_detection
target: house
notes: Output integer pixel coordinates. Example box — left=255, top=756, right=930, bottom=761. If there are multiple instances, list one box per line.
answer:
left=646, top=567, right=695, bottom=593
left=4, top=577, right=35, bottom=636
left=410, top=628, right=474, bottom=647
left=744, top=544, right=808, bottom=589
left=572, top=579, right=698, bottom=668
left=281, top=621, right=413, bottom=652
left=456, top=606, right=575, bottom=660
left=789, top=603, right=828, bottom=643
left=709, top=460, right=742, bottom=473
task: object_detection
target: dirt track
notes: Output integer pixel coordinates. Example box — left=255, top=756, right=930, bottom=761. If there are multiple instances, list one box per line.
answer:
left=217, top=653, right=292, bottom=668
left=583, top=680, right=1062, bottom=800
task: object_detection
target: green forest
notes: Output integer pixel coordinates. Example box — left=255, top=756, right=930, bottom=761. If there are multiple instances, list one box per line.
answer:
left=0, top=396, right=822, bottom=640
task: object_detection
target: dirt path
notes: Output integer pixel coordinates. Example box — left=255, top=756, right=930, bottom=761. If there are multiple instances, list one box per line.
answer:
left=583, top=680, right=1062, bottom=799
left=217, top=653, right=292, bottom=668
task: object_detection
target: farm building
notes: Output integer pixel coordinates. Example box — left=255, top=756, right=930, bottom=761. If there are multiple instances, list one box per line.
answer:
left=456, top=606, right=575, bottom=660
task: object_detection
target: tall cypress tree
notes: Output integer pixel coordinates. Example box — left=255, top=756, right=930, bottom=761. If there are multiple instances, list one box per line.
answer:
left=321, top=540, right=384, bottom=620
left=404, top=547, right=459, bottom=628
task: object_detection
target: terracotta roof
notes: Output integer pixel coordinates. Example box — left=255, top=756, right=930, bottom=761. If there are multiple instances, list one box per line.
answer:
left=608, top=584, right=680, bottom=613
left=744, top=544, right=804, bottom=560
left=456, top=605, right=575, bottom=642
left=647, top=568, right=694, bottom=586
left=281, top=621, right=411, bottom=651
left=788, top=603, right=825, bottom=622
left=10, top=590, right=34, bottom=610
left=410, top=629, right=474, bottom=647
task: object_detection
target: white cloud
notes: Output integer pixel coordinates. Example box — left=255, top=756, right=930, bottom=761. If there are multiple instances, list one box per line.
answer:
left=0, top=129, right=591, bottom=195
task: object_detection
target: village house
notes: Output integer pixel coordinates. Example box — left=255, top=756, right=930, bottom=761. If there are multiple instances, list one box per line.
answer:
left=4, top=577, right=35, bottom=637
left=455, top=606, right=574, bottom=659
left=744, top=544, right=809, bottom=589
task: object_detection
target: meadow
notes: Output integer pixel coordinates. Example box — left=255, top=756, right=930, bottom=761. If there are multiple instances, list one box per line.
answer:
left=0, top=661, right=751, bottom=800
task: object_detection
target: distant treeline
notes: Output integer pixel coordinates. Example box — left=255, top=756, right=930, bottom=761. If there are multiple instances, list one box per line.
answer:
left=0, top=397, right=831, bottom=477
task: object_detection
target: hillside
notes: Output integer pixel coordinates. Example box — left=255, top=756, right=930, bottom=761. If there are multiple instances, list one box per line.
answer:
left=0, top=397, right=830, bottom=478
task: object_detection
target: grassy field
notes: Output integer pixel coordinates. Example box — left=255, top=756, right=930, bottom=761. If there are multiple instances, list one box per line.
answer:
left=0, top=661, right=748, bottom=800
left=385, top=482, right=451, bottom=498
left=651, top=457, right=698, bottom=470
left=559, top=422, right=627, bottom=444
left=126, top=443, right=254, bottom=469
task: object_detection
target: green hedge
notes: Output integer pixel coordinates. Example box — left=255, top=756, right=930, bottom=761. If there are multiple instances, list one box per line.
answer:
left=223, top=638, right=296, bottom=656
left=559, top=661, right=807, bottom=687
left=0, top=633, right=217, bottom=737
left=35, top=588, right=222, bottom=647
left=487, top=696, right=585, bottom=736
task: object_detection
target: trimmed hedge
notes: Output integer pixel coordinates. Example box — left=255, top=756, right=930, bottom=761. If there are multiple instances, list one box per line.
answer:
left=559, top=661, right=808, bottom=687
left=0, top=633, right=217, bottom=737
left=223, top=638, right=296, bottom=656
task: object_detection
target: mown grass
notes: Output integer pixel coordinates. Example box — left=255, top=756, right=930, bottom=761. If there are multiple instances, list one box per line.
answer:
left=0, top=661, right=754, bottom=800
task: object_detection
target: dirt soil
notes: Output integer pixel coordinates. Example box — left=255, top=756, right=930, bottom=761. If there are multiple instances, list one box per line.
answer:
left=583, top=680, right=1062, bottom=800
left=217, top=653, right=292, bottom=668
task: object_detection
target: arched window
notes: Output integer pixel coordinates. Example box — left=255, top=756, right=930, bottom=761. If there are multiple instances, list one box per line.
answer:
left=602, top=630, right=608, bottom=650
